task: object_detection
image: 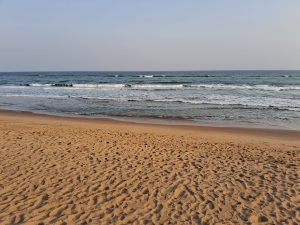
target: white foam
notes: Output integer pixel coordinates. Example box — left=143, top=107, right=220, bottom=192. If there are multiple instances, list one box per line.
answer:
left=138, top=75, right=154, bottom=78
left=71, top=84, right=125, bottom=89
left=30, top=83, right=52, bottom=87
left=0, top=94, right=66, bottom=98
left=130, top=84, right=182, bottom=90
left=190, top=84, right=300, bottom=91
left=1, top=83, right=299, bottom=91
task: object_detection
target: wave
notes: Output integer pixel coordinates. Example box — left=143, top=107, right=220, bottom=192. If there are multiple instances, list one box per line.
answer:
left=1, top=83, right=300, bottom=91
left=81, top=98, right=299, bottom=112
left=0, top=94, right=67, bottom=99
left=186, top=84, right=300, bottom=91
left=138, top=75, right=154, bottom=78
left=27, top=83, right=72, bottom=87
left=72, top=84, right=124, bottom=89
left=137, top=74, right=211, bottom=78
left=9, top=83, right=125, bottom=89
left=3, top=93, right=299, bottom=112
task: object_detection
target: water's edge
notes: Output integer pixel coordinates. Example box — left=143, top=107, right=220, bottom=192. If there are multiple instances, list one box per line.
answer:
left=1, top=107, right=299, bottom=132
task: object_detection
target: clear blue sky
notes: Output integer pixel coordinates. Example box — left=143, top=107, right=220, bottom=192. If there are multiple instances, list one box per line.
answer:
left=0, top=0, right=299, bottom=71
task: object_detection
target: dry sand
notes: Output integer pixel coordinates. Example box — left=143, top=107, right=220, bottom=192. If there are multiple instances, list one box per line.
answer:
left=0, top=110, right=299, bottom=225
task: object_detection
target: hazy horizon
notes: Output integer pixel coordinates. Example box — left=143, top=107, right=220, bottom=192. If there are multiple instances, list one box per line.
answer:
left=1, top=0, right=299, bottom=71
left=1, top=69, right=300, bottom=73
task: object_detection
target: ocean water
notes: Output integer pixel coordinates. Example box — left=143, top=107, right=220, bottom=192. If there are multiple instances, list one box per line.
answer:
left=0, top=71, right=299, bottom=130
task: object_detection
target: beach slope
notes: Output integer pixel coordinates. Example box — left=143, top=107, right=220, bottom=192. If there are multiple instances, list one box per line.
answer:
left=0, top=111, right=299, bottom=224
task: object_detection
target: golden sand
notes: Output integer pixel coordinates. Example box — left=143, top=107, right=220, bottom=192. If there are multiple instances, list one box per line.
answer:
left=0, top=111, right=299, bottom=224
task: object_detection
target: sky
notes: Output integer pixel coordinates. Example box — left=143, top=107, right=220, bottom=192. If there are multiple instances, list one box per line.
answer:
left=0, top=0, right=299, bottom=71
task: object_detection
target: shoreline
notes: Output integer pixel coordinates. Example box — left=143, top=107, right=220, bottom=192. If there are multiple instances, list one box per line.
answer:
left=0, top=100, right=299, bottom=132
left=0, top=108, right=299, bottom=143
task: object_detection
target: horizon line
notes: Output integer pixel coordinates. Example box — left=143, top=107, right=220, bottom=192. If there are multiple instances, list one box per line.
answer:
left=1, top=69, right=300, bottom=73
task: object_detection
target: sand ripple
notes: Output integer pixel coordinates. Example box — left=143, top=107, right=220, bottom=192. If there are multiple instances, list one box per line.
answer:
left=0, top=121, right=299, bottom=224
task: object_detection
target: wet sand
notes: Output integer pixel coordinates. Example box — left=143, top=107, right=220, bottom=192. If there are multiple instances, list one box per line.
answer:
left=0, top=110, right=299, bottom=224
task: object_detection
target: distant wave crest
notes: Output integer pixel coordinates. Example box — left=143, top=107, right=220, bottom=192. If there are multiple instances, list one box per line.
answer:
left=3, top=83, right=299, bottom=91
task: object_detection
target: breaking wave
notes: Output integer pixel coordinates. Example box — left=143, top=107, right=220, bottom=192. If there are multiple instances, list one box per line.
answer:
left=2, top=83, right=300, bottom=91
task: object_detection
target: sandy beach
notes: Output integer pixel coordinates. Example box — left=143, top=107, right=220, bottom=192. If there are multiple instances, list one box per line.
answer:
left=0, top=110, right=299, bottom=224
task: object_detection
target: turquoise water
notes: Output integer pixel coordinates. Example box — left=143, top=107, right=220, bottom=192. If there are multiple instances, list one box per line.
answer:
left=0, top=71, right=299, bottom=130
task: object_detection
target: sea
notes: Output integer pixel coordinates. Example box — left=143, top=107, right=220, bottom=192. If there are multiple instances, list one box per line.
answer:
left=0, top=71, right=299, bottom=130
